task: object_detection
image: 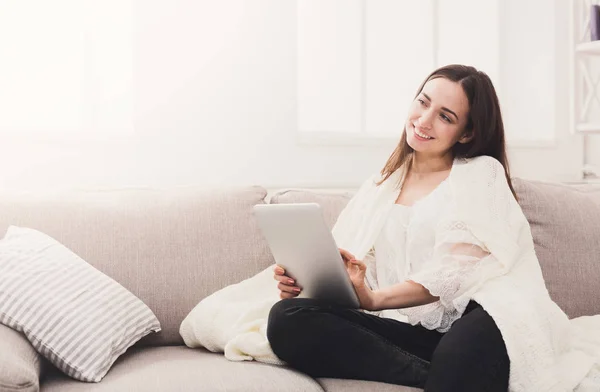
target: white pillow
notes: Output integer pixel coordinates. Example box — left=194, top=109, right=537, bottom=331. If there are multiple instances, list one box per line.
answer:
left=0, top=226, right=161, bottom=382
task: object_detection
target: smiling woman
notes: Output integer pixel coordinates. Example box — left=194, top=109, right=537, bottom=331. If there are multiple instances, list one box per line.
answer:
left=378, top=65, right=516, bottom=198
left=268, top=64, right=526, bottom=392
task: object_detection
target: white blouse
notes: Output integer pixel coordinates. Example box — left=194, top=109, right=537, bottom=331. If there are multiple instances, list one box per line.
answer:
left=364, top=179, right=493, bottom=333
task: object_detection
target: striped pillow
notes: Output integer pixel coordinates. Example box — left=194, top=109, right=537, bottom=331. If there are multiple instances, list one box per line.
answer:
left=0, top=226, right=161, bottom=382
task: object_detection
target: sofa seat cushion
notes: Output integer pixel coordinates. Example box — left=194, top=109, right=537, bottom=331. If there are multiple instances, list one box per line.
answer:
left=318, top=378, right=420, bottom=392
left=41, top=346, right=324, bottom=392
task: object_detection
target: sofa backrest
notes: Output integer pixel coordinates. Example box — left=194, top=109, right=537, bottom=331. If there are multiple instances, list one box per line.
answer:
left=269, top=189, right=353, bottom=230
left=1, top=178, right=598, bottom=349
left=512, top=178, right=600, bottom=318
left=0, top=186, right=274, bottom=346
left=271, top=179, right=600, bottom=319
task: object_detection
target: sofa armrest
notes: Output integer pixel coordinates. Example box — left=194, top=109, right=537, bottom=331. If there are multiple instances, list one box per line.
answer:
left=0, top=324, right=41, bottom=392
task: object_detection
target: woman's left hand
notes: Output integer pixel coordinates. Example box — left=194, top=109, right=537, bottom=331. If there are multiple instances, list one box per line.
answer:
left=343, top=256, right=378, bottom=311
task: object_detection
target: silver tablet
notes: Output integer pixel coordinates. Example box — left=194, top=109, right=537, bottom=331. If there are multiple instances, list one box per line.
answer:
left=253, top=203, right=360, bottom=309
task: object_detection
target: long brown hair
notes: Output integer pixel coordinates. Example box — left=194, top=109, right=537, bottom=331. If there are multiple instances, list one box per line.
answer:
left=377, top=64, right=516, bottom=199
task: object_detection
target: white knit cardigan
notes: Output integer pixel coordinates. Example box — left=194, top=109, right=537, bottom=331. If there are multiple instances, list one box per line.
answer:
left=180, top=156, right=600, bottom=391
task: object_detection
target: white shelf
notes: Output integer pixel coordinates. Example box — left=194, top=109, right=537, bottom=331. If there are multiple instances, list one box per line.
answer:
left=571, top=1, right=600, bottom=182
left=576, top=122, right=600, bottom=133
left=576, top=41, right=600, bottom=55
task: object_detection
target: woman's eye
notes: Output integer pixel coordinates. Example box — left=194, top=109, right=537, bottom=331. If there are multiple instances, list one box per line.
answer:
left=417, top=99, right=426, bottom=106
left=440, top=114, right=451, bottom=123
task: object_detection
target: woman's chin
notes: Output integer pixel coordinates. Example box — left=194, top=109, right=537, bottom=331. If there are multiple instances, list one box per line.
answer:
left=406, top=135, right=426, bottom=152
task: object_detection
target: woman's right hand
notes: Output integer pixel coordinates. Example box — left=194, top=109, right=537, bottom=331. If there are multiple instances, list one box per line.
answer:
left=274, top=265, right=302, bottom=299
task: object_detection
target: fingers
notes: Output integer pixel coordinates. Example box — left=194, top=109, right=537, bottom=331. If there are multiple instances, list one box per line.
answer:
left=342, top=257, right=366, bottom=269
left=339, top=248, right=356, bottom=262
left=278, top=281, right=302, bottom=300
left=278, top=282, right=301, bottom=294
left=274, top=273, right=296, bottom=285
left=273, top=265, right=295, bottom=283
left=274, top=265, right=302, bottom=299
left=273, top=265, right=291, bottom=282
left=349, top=259, right=367, bottom=270
left=280, top=291, right=298, bottom=299
left=345, top=259, right=367, bottom=276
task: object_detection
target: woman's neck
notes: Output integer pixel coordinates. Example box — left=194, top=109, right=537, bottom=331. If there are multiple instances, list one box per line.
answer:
left=410, top=152, right=454, bottom=174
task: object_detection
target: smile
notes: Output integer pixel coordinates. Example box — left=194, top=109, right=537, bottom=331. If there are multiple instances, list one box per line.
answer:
left=413, top=125, right=434, bottom=140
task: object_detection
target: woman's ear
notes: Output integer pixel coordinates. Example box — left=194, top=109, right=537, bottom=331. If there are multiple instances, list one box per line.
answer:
left=458, top=130, right=474, bottom=144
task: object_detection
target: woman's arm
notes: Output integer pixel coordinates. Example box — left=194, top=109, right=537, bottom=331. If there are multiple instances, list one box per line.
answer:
left=369, top=280, right=439, bottom=311
left=352, top=242, right=490, bottom=312
left=345, top=256, right=439, bottom=311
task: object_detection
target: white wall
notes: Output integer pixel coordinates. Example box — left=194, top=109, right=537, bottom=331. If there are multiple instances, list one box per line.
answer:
left=0, top=0, right=584, bottom=191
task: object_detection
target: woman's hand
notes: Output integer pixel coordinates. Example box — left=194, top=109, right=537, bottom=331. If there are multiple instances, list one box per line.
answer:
left=273, top=249, right=359, bottom=299
left=339, top=248, right=378, bottom=311
left=273, top=265, right=302, bottom=299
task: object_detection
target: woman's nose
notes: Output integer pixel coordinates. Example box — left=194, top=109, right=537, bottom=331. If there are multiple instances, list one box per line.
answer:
left=417, top=110, right=434, bottom=129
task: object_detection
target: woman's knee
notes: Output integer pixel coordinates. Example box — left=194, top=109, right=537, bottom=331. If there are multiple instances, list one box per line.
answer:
left=267, top=298, right=322, bottom=361
left=425, top=307, right=509, bottom=392
left=268, top=298, right=295, bottom=332
left=267, top=298, right=317, bottom=353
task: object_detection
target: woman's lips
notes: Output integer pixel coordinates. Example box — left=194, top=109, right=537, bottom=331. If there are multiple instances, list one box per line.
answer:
left=412, top=124, right=434, bottom=140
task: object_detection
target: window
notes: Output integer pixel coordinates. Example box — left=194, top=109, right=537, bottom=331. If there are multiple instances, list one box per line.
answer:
left=297, top=0, right=555, bottom=146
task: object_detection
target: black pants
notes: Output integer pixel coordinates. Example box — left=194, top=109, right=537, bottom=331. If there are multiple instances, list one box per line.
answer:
left=267, top=298, right=509, bottom=391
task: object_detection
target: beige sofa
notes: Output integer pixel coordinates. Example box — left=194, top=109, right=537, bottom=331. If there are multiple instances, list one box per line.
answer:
left=1, top=178, right=599, bottom=392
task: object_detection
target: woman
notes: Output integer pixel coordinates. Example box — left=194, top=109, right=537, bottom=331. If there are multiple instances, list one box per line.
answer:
left=266, top=64, right=571, bottom=391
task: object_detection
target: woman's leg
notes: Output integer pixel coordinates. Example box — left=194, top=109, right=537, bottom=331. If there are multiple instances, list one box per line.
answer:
left=424, top=302, right=510, bottom=392
left=267, top=298, right=444, bottom=388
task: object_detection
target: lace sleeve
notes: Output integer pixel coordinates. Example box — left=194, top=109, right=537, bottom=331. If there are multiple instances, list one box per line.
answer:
left=406, top=219, right=500, bottom=316
left=407, top=156, right=524, bottom=315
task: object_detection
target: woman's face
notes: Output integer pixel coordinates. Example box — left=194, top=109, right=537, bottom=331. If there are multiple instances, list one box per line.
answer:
left=405, top=77, right=472, bottom=157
